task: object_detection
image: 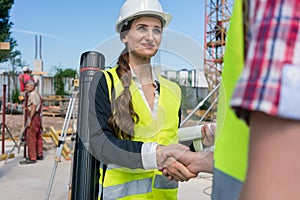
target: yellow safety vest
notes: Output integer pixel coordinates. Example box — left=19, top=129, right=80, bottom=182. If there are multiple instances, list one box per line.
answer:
left=214, top=0, right=249, bottom=182
left=99, top=67, right=181, bottom=200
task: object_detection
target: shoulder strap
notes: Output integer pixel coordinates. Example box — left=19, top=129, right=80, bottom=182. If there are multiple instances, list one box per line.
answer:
left=106, top=71, right=115, bottom=101
left=102, top=70, right=115, bottom=112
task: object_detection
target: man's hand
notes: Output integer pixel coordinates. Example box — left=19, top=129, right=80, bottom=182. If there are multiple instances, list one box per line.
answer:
left=160, top=156, right=197, bottom=182
left=156, top=143, right=189, bottom=168
left=160, top=149, right=214, bottom=182
left=156, top=144, right=197, bottom=182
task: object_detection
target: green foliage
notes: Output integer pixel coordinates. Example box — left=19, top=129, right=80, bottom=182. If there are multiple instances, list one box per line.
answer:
left=198, top=98, right=211, bottom=110
left=60, top=68, right=77, bottom=77
left=0, top=0, right=19, bottom=64
left=12, top=87, right=19, bottom=103
left=54, top=68, right=64, bottom=96
left=54, top=67, right=77, bottom=96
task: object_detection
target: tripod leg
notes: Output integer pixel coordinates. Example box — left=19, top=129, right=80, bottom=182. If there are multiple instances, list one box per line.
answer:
left=5, top=143, right=16, bottom=163
left=4, top=124, right=18, bottom=147
left=45, top=97, right=76, bottom=200
left=17, top=125, right=27, bottom=153
left=1, top=123, right=17, bottom=163
left=5, top=123, right=29, bottom=163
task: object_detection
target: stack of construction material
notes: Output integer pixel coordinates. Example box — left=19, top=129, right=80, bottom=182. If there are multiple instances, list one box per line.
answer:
left=44, top=126, right=71, bottom=160
left=42, top=95, right=70, bottom=117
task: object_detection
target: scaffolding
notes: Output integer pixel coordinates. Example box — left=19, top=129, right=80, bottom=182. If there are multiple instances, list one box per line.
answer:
left=204, top=0, right=233, bottom=120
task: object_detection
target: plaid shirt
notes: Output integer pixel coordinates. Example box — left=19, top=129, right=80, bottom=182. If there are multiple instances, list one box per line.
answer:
left=231, top=0, right=300, bottom=122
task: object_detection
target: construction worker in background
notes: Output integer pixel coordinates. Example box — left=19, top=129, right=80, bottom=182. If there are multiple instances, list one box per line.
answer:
left=88, top=0, right=198, bottom=199
left=19, top=80, right=43, bottom=164
left=215, top=20, right=226, bottom=41
left=18, top=66, right=37, bottom=102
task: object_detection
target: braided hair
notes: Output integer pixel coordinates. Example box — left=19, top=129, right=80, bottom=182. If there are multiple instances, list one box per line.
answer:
left=108, top=20, right=139, bottom=140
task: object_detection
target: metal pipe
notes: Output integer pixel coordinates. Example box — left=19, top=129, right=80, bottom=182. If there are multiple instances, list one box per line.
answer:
left=35, top=34, right=38, bottom=60
left=24, top=91, right=28, bottom=158
left=2, top=84, right=6, bottom=154
left=180, top=82, right=220, bottom=127
left=71, top=51, right=105, bottom=200
left=39, top=35, right=42, bottom=60
left=199, top=94, right=219, bottom=123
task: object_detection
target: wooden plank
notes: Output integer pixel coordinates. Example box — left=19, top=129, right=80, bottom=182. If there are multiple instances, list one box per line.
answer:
left=56, top=128, right=74, bottom=136
left=31, top=71, right=48, bottom=75
left=47, top=126, right=71, bottom=160
left=42, top=111, right=64, bottom=117
left=186, top=109, right=211, bottom=119
left=0, top=153, right=15, bottom=161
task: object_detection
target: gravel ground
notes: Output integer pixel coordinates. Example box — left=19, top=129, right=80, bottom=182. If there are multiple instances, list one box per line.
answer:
left=1, top=114, right=75, bottom=137
left=2, top=113, right=200, bottom=137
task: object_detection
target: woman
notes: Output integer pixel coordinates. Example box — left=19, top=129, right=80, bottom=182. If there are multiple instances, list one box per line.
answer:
left=89, top=0, right=194, bottom=199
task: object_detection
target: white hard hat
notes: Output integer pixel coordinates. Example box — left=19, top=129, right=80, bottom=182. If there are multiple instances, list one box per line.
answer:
left=115, top=0, right=172, bottom=33
left=22, top=66, right=30, bottom=72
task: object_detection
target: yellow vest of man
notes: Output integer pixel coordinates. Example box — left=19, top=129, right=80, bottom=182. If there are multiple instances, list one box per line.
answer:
left=213, top=0, right=249, bottom=199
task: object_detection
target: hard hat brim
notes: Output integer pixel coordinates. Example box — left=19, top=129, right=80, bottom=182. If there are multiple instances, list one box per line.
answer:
left=115, top=10, right=172, bottom=33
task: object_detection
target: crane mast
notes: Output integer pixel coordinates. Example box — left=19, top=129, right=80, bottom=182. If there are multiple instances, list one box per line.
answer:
left=204, top=0, right=233, bottom=120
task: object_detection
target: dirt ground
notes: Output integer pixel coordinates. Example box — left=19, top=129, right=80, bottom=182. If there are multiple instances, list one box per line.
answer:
left=1, top=112, right=201, bottom=139
left=2, top=114, right=71, bottom=137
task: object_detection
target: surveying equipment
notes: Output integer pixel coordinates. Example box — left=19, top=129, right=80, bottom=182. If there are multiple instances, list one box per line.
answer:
left=180, top=82, right=220, bottom=127
left=4, top=123, right=27, bottom=163
left=45, top=93, right=77, bottom=200
left=178, top=82, right=220, bottom=152
left=70, top=51, right=105, bottom=200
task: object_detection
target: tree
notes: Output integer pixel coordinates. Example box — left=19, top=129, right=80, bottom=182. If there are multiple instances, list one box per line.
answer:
left=0, top=0, right=23, bottom=103
left=0, top=0, right=19, bottom=63
left=54, top=67, right=77, bottom=96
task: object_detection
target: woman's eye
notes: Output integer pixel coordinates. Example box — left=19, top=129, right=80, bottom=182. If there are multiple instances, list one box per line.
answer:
left=137, top=26, right=147, bottom=31
left=153, top=28, right=162, bottom=34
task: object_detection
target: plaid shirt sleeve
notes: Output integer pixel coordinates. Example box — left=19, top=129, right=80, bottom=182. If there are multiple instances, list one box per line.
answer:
left=231, top=0, right=300, bottom=122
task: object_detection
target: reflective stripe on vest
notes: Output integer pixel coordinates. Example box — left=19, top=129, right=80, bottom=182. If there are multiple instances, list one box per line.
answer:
left=99, top=67, right=180, bottom=199
left=99, top=167, right=178, bottom=199
left=153, top=174, right=178, bottom=189
left=101, top=176, right=153, bottom=199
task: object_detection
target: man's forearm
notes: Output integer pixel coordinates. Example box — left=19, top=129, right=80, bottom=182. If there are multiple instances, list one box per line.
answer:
left=29, top=105, right=36, bottom=120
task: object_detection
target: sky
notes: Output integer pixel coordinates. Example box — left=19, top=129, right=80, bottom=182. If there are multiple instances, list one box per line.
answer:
left=2, top=0, right=207, bottom=75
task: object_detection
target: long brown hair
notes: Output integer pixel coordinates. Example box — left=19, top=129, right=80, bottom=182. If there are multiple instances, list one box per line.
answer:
left=108, top=20, right=139, bottom=140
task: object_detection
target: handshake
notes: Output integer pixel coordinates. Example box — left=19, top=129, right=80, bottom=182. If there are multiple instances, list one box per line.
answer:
left=156, top=124, right=216, bottom=182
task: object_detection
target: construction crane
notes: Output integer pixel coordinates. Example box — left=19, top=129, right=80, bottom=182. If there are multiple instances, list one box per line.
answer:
left=204, top=0, right=233, bottom=120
